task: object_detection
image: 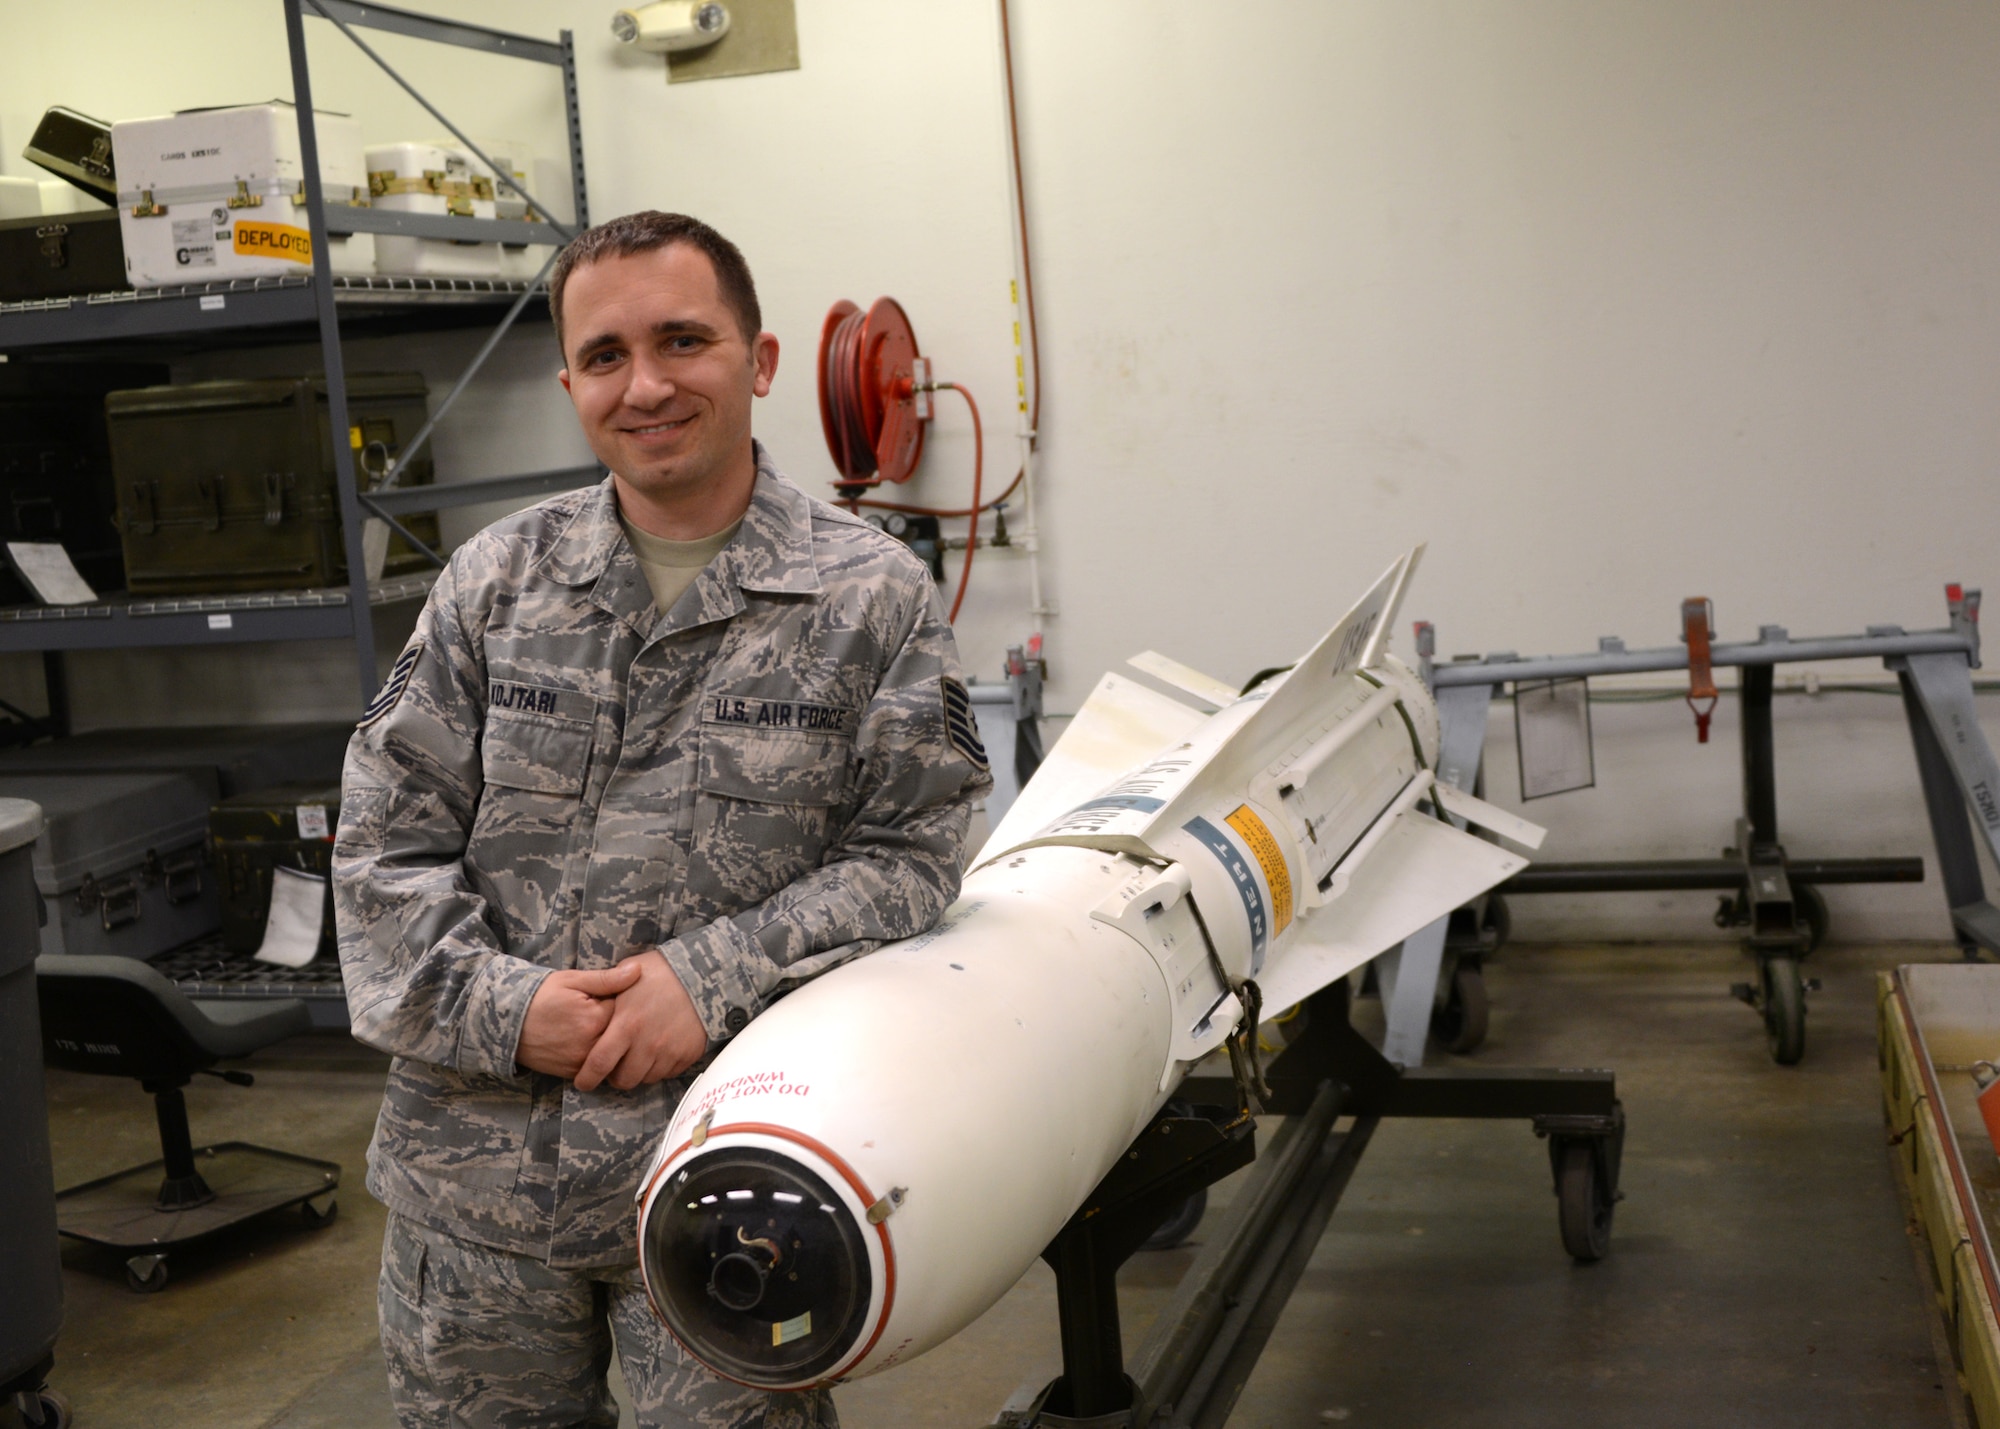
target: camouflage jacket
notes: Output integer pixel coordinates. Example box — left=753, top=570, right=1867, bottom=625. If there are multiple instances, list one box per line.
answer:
left=334, top=448, right=992, bottom=1267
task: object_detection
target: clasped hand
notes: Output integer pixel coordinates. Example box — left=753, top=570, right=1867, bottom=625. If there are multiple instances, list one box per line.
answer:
left=516, top=952, right=709, bottom=1092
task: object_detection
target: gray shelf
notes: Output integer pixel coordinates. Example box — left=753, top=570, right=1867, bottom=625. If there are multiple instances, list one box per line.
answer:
left=0, top=273, right=548, bottom=351
left=0, top=573, right=435, bottom=653
left=2, top=0, right=586, bottom=702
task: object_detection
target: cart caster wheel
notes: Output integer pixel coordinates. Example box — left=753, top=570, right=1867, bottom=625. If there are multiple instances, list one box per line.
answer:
left=1140, top=1187, right=1208, bottom=1251
left=1555, top=1140, right=1615, bottom=1262
left=1431, top=964, right=1490, bottom=1055
left=15, top=1387, right=72, bottom=1429
left=1763, top=957, right=1806, bottom=1066
left=1794, top=884, right=1829, bottom=955
left=125, top=1254, right=169, bottom=1294
left=300, top=1194, right=338, bottom=1230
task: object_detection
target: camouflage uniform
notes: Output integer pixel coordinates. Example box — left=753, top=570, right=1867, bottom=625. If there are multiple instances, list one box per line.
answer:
left=335, top=446, right=991, bottom=1427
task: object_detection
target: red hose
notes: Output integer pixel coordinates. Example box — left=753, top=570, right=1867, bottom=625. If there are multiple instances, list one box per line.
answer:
left=936, top=382, right=982, bottom=623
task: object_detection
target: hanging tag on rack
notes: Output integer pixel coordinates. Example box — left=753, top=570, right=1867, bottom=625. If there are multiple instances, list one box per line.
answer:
left=1682, top=596, right=1718, bottom=743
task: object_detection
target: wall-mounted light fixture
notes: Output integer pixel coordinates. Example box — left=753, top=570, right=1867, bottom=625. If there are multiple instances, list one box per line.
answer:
left=611, top=1, right=731, bottom=53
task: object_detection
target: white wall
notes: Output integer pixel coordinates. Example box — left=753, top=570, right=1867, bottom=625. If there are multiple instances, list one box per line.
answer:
left=4, top=0, right=1997, bottom=939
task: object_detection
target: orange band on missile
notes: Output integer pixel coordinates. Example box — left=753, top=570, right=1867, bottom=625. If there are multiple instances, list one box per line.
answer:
left=1226, top=804, right=1293, bottom=935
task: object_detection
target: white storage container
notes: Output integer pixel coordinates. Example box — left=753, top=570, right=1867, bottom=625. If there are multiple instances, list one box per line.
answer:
left=433, top=136, right=553, bottom=283
left=111, top=102, right=374, bottom=287
left=0, top=178, right=39, bottom=221
left=366, top=141, right=502, bottom=278
left=37, top=179, right=109, bottom=216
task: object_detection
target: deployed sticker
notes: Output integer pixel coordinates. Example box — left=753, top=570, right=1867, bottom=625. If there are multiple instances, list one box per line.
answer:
left=233, top=220, right=312, bottom=265
left=359, top=640, right=423, bottom=728
left=943, top=676, right=988, bottom=771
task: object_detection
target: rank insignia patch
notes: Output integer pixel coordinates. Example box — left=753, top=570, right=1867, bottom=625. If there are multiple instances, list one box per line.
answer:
left=360, top=640, right=424, bottom=728
left=942, top=676, right=989, bottom=771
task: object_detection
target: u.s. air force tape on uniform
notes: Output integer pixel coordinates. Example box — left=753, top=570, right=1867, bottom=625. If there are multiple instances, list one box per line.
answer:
left=943, top=675, right=988, bottom=771
left=703, top=694, right=858, bottom=736
left=360, top=641, right=424, bottom=728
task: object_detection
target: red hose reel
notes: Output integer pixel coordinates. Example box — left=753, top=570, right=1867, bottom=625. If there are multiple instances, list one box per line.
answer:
left=817, top=297, right=930, bottom=493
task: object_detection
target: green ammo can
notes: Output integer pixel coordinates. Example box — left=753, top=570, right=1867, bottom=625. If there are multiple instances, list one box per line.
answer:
left=209, top=780, right=342, bottom=958
left=106, top=373, right=442, bottom=595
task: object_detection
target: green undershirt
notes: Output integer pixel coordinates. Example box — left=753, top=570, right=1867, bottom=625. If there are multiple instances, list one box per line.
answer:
left=619, top=516, right=743, bottom=616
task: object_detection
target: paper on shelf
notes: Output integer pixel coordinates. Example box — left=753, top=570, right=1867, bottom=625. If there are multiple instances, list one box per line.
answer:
left=254, top=864, right=328, bottom=968
left=5, top=542, right=98, bottom=605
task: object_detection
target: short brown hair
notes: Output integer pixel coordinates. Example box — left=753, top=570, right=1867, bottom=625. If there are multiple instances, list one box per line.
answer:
left=547, top=211, right=763, bottom=356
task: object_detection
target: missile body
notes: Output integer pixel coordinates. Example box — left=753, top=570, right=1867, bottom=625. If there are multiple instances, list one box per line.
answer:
left=635, top=550, right=1538, bottom=1388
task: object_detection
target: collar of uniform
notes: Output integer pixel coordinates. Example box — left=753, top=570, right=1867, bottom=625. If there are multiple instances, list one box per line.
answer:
left=724, top=445, right=823, bottom=598
left=539, top=476, right=626, bottom=588
left=536, top=451, right=822, bottom=639
left=538, top=449, right=820, bottom=595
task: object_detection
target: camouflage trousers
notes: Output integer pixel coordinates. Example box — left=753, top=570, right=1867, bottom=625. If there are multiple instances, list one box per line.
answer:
left=379, top=1211, right=839, bottom=1429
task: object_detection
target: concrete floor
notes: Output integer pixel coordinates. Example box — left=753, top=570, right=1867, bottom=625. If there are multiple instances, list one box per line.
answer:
left=22, top=940, right=1963, bottom=1428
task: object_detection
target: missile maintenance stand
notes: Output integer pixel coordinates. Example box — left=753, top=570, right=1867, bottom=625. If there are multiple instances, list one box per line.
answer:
left=1391, top=584, right=1993, bottom=1067
left=985, top=983, right=1624, bottom=1429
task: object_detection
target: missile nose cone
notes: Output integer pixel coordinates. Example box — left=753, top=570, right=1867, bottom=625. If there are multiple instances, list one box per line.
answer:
left=641, top=1146, right=873, bottom=1386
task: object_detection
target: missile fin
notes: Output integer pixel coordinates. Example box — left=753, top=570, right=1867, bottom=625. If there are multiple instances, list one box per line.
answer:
left=1125, top=650, right=1239, bottom=710
left=1213, top=548, right=1418, bottom=760
left=974, top=671, right=1206, bottom=866
left=1356, top=543, right=1425, bottom=672
left=1431, top=781, right=1547, bottom=850
left=1255, top=809, right=1526, bottom=1015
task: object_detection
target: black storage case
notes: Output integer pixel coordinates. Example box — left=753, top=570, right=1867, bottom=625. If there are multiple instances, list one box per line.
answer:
left=105, top=374, right=442, bottom=595
left=0, top=361, right=170, bottom=597
left=211, top=780, right=341, bottom=957
left=0, top=209, right=128, bottom=303
left=22, top=107, right=116, bottom=201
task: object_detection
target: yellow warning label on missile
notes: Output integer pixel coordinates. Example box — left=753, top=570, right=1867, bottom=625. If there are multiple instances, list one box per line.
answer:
left=232, top=220, right=312, bottom=264
left=1226, top=804, right=1293, bottom=936
left=773, top=1311, right=812, bottom=1346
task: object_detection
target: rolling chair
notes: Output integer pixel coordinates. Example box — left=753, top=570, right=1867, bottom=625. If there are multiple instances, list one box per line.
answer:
left=35, top=955, right=340, bottom=1292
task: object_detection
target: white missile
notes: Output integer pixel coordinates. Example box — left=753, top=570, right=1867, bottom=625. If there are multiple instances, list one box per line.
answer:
left=633, top=548, right=1542, bottom=1389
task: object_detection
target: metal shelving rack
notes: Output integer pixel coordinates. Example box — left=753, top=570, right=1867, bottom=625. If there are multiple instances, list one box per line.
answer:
left=0, top=0, right=600, bottom=710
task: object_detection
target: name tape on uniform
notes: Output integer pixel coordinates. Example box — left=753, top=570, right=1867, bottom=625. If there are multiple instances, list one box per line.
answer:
left=488, top=680, right=595, bottom=724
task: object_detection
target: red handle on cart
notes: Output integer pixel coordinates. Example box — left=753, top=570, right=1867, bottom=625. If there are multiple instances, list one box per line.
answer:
left=1682, top=597, right=1718, bottom=743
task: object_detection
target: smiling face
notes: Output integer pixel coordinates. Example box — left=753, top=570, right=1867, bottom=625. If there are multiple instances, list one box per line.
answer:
left=557, top=242, right=780, bottom=539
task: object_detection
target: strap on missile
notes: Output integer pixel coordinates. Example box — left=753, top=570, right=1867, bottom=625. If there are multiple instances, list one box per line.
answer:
left=1225, top=979, right=1272, bottom=1115
left=1682, top=596, right=1718, bottom=743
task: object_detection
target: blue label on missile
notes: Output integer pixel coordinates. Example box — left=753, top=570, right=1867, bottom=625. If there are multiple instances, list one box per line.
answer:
left=1065, top=794, right=1164, bottom=816
left=1183, top=815, right=1269, bottom=967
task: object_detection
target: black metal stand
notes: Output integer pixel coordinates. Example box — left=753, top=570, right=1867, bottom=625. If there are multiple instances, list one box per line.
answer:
left=1034, top=1108, right=1256, bottom=1423
left=1421, top=598, right=2000, bottom=1066
left=993, top=981, right=1622, bottom=1429
left=143, top=1081, right=216, bottom=1213
left=1500, top=659, right=1925, bottom=1065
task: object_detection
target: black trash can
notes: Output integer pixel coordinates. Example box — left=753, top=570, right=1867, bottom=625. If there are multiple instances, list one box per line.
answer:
left=0, top=797, right=61, bottom=1398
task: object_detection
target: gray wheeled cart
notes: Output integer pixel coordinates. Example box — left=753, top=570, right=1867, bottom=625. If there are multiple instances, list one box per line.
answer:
left=0, top=798, right=69, bottom=1428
